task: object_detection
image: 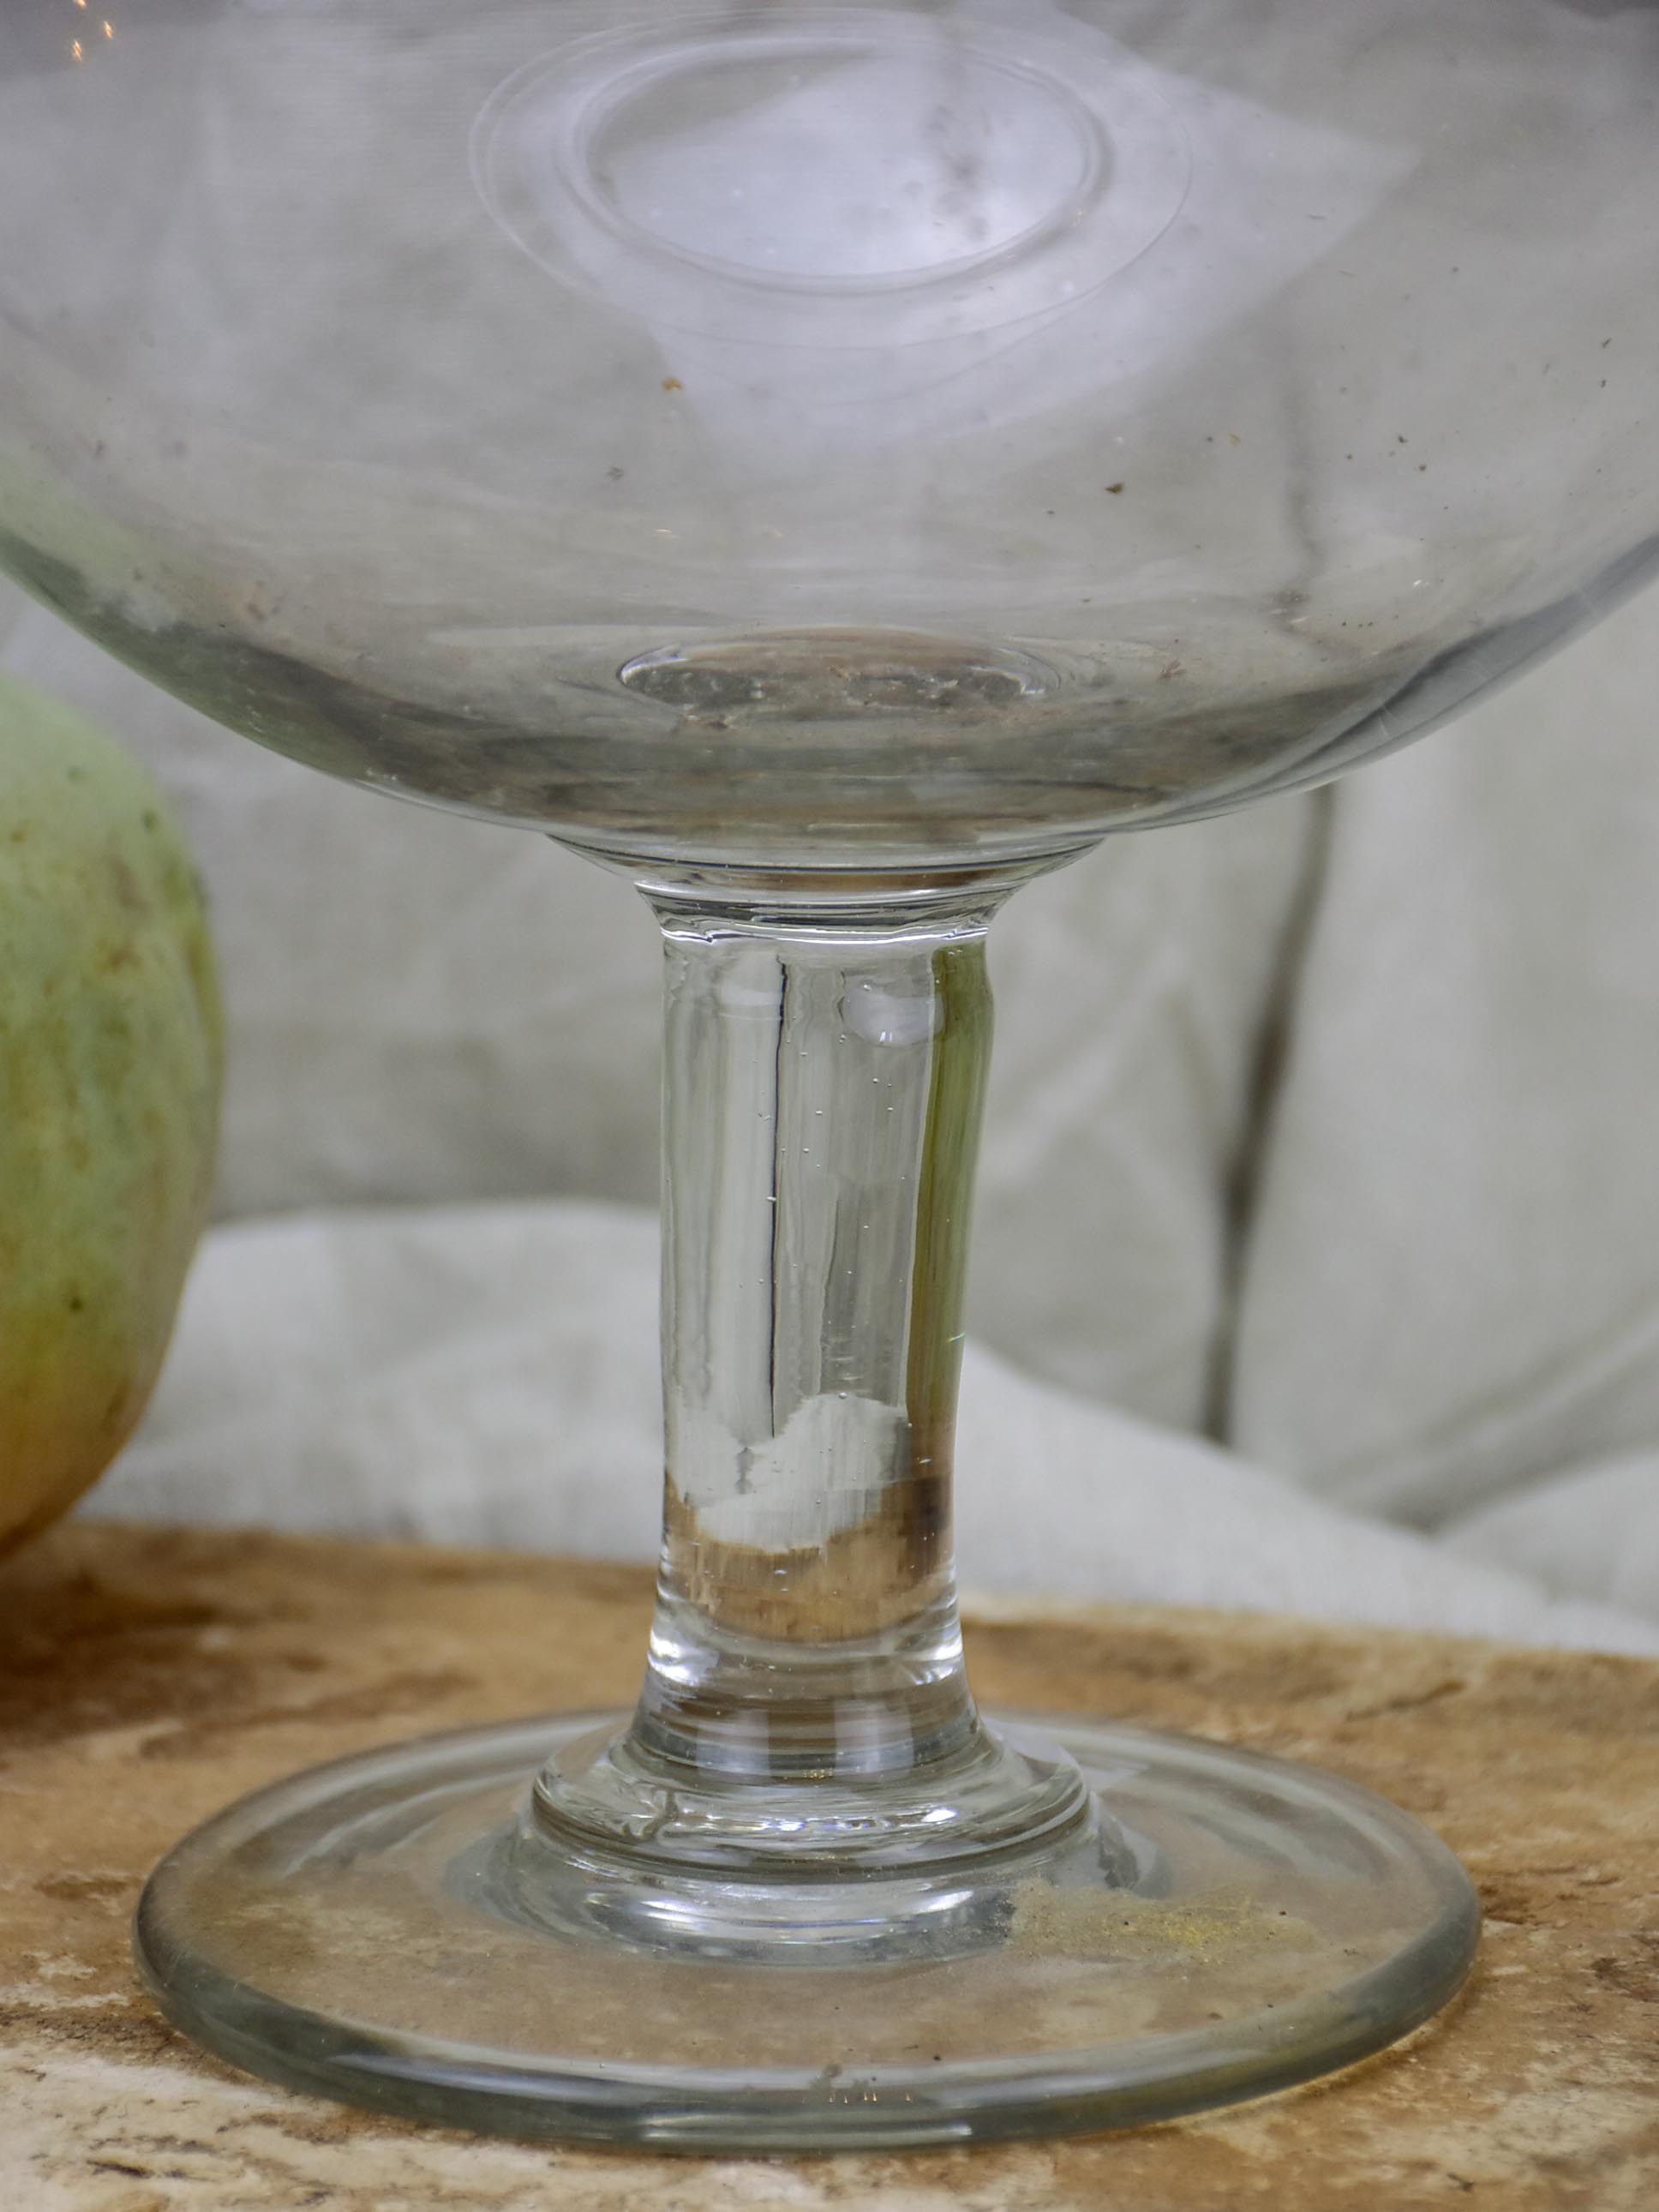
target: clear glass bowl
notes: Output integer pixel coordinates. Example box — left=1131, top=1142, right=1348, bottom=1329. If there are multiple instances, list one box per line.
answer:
left=3, top=0, right=1654, bottom=872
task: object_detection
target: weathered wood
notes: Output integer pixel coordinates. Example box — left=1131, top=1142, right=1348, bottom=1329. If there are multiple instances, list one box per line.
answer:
left=1, top=1521, right=1654, bottom=2210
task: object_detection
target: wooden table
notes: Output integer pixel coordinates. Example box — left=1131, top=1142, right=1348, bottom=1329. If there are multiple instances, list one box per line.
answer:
left=1, top=1521, right=1654, bottom=2209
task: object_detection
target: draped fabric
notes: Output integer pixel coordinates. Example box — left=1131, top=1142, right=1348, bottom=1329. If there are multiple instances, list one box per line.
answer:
left=6, top=574, right=1656, bottom=1652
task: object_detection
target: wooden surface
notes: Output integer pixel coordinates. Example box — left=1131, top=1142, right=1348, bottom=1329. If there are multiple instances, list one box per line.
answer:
left=0, top=1521, right=1655, bottom=2211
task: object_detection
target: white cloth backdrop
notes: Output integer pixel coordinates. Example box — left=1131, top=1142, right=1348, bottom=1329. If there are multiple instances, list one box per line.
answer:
left=3, top=574, right=1657, bottom=1655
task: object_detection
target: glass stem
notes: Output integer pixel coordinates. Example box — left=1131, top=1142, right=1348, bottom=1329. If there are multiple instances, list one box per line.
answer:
left=632, top=892, right=997, bottom=1788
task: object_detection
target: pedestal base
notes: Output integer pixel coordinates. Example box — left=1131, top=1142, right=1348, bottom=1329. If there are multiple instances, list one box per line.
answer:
left=135, top=1710, right=1478, bottom=2150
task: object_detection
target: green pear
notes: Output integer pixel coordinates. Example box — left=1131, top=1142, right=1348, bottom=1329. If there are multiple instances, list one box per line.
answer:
left=0, top=673, right=221, bottom=1548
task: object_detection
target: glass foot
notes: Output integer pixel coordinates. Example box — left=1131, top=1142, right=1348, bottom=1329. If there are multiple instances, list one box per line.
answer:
left=135, top=1710, right=1478, bottom=2151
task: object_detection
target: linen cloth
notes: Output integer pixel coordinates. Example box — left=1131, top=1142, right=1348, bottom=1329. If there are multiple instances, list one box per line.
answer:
left=3, top=573, right=1657, bottom=1654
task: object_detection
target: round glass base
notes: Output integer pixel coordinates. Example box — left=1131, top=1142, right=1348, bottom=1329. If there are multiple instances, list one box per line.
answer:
left=135, top=1711, right=1479, bottom=2151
